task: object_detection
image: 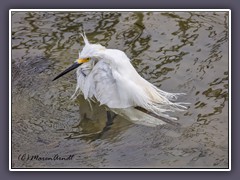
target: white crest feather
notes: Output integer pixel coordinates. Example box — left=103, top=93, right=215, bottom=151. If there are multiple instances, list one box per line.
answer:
left=80, top=32, right=89, bottom=45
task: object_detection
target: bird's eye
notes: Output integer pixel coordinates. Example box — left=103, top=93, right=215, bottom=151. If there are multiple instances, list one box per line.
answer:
left=86, top=57, right=91, bottom=61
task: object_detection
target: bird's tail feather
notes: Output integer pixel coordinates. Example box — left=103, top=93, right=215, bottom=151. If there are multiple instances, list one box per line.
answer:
left=137, top=83, right=189, bottom=120
left=152, top=85, right=186, bottom=101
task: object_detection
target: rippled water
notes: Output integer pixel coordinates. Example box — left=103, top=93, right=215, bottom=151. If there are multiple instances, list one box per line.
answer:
left=11, top=11, right=229, bottom=168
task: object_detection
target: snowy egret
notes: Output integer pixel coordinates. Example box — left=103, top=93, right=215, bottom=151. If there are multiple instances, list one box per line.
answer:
left=53, top=33, right=188, bottom=126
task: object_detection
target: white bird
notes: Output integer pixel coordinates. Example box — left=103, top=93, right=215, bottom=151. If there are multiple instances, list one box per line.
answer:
left=53, top=33, right=188, bottom=127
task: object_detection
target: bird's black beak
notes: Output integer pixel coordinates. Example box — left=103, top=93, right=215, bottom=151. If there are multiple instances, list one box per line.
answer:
left=52, top=62, right=81, bottom=81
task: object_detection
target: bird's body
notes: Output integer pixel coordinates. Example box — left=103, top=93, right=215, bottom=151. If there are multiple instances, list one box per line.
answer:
left=53, top=33, right=188, bottom=125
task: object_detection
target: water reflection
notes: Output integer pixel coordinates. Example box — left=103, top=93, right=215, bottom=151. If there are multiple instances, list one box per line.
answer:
left=11, top=11, right=229, bottom=168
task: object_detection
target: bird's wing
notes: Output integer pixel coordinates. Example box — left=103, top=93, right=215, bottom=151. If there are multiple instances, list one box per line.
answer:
left=83, top=60, right=135, bottom=108
left=78, top=49, right=188, bottom=121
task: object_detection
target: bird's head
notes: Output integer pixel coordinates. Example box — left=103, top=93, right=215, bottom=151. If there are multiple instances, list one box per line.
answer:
left=53, top=33, right=105, bottom=81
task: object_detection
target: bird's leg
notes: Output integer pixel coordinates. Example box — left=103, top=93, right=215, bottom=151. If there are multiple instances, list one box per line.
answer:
left=95, top=111, right=117, bottom=139
left=106, top=111, right=117, bottom=125
left=102, top=111, right=117, bottom=133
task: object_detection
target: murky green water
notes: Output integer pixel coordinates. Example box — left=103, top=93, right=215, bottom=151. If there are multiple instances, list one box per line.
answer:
left=11, top=11, right=229, bottom=168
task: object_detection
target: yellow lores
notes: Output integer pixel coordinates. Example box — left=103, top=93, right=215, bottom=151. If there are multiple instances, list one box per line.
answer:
left=77, top=57, right=91, bottom=64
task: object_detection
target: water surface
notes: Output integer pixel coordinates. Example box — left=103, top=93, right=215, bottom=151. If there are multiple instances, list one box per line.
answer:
left=11, top=11, right=229, bottom=168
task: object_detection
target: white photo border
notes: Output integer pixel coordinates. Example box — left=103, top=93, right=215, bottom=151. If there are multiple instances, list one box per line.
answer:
left=9, top=9, right=231, bottom=171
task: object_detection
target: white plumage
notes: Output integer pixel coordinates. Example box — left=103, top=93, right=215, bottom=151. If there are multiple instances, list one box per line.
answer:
left=68, top=33, right=188, bottom=124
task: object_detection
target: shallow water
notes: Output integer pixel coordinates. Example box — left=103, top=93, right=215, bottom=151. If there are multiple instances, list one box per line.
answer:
left=11, top=11, right=229, bottom=168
